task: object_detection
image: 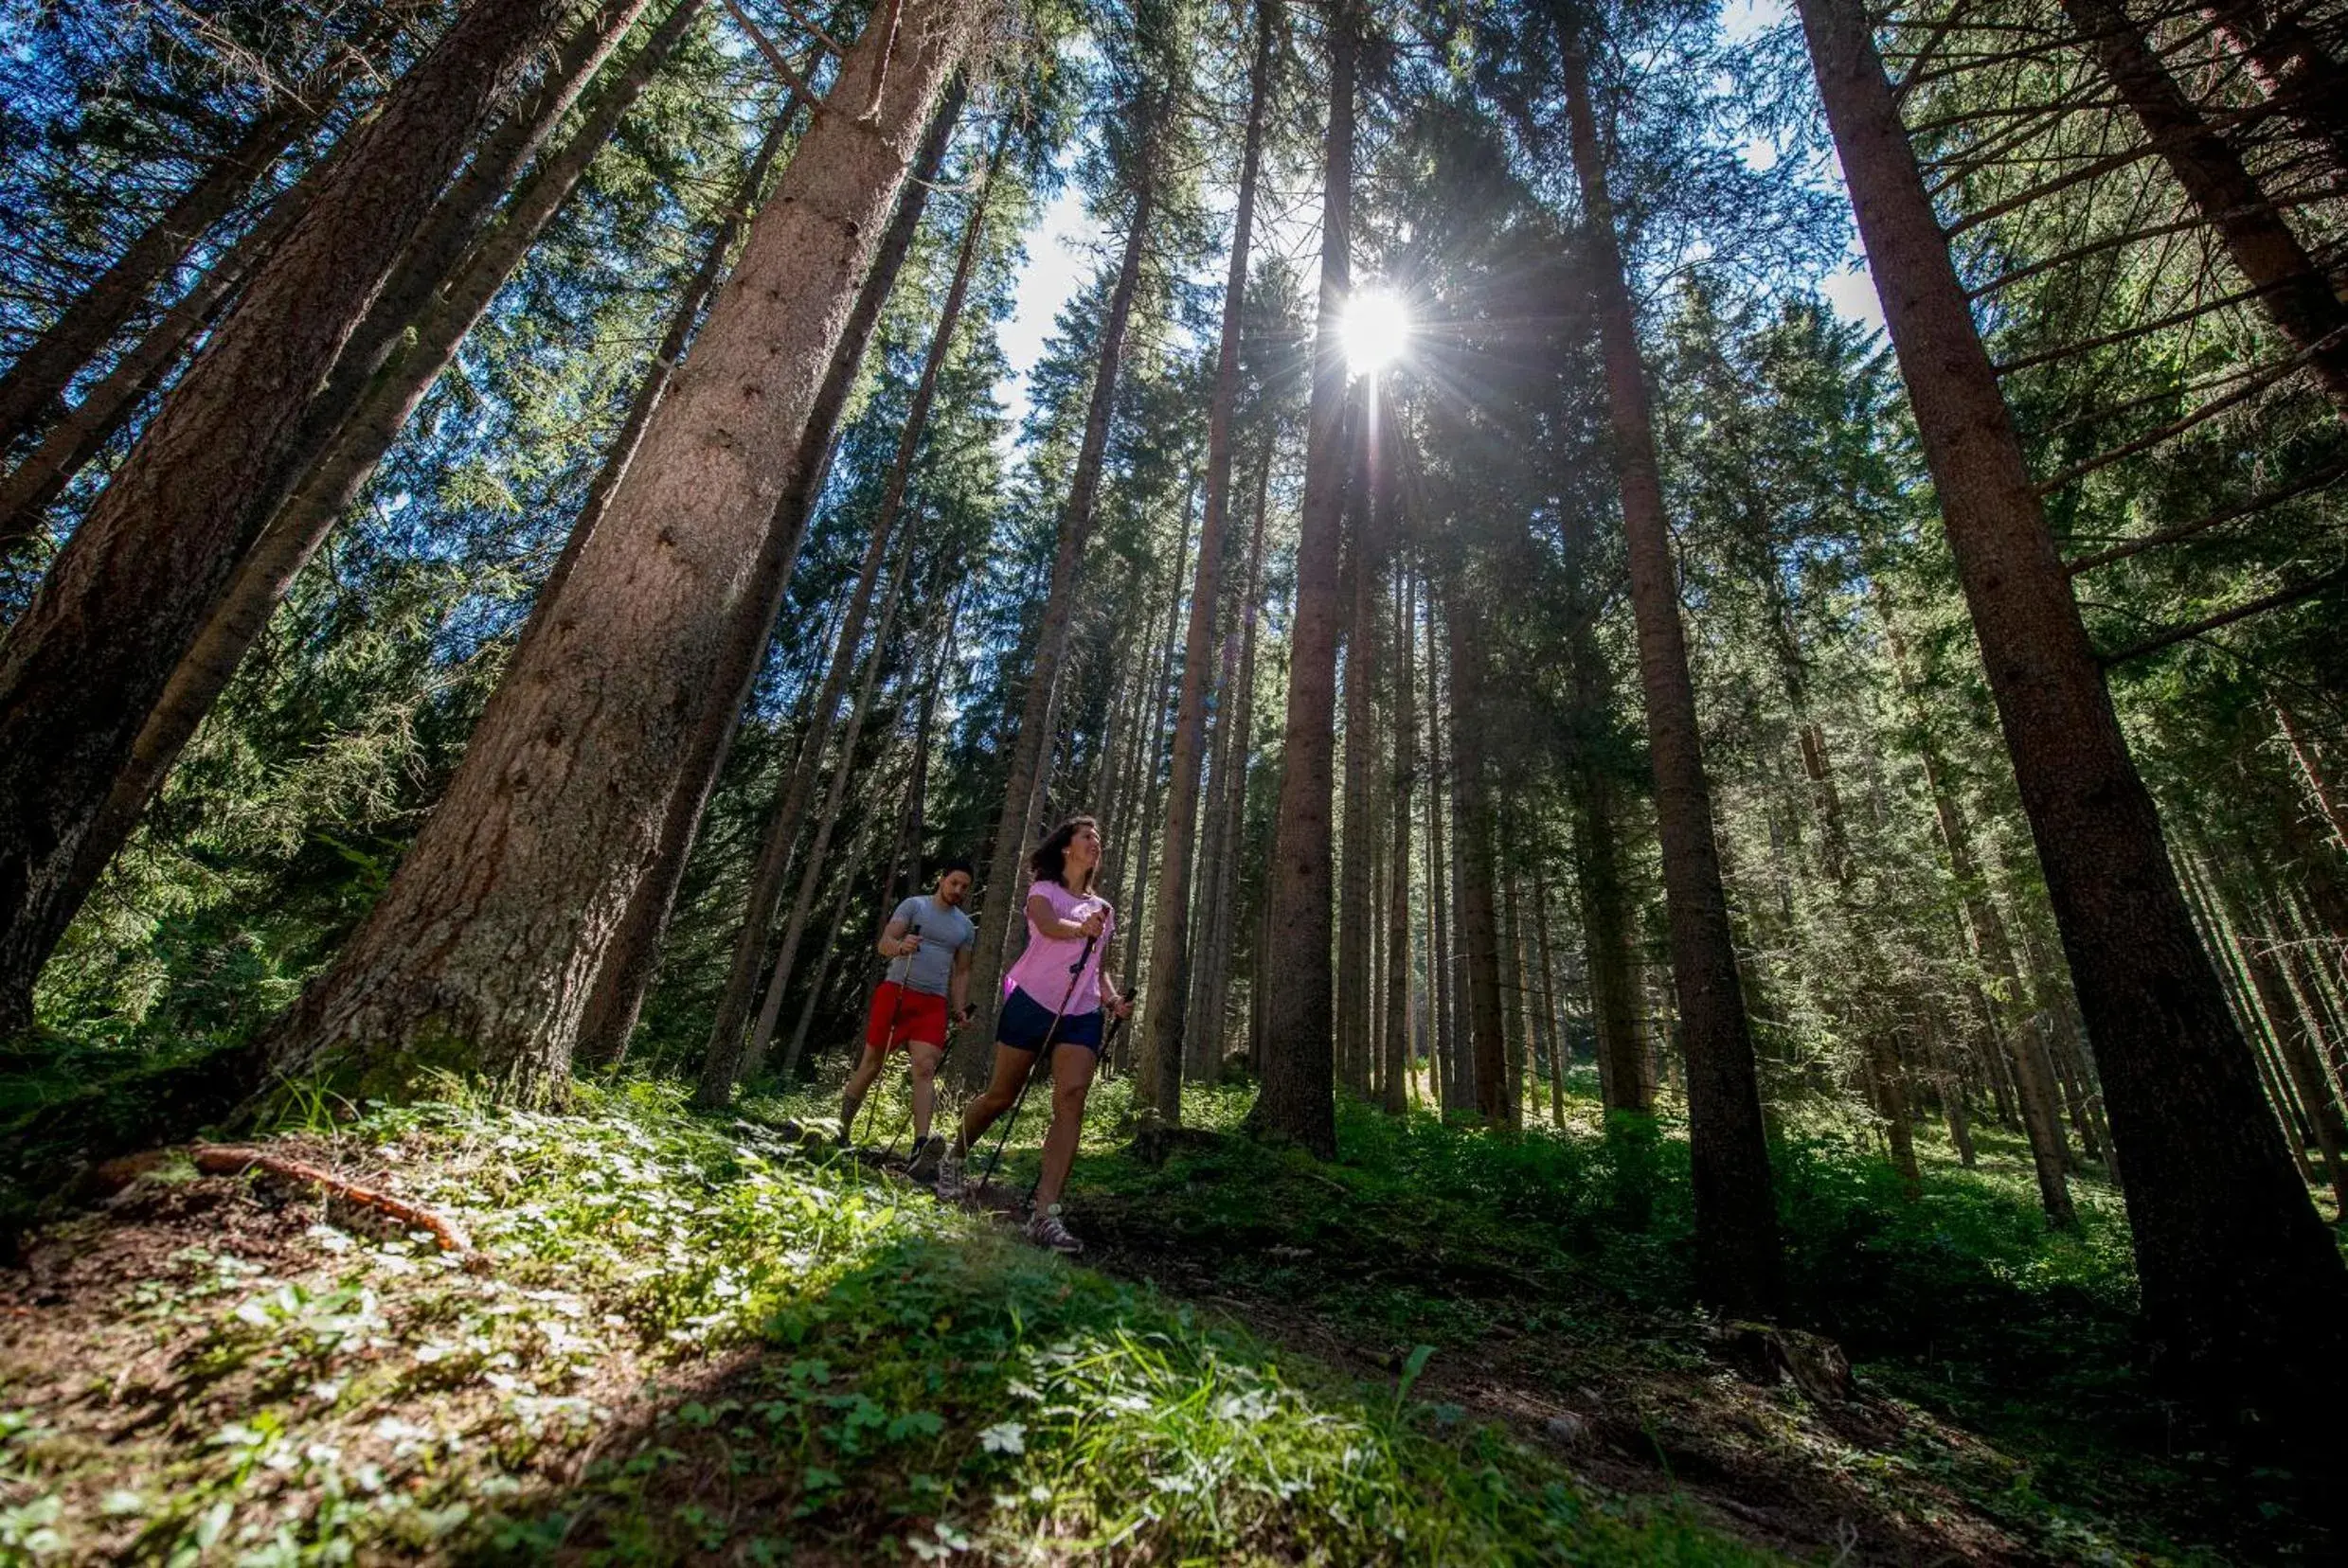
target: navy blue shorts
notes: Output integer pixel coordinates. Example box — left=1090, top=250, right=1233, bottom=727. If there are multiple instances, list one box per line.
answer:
left=997, top=986, right=1104, bottom=1055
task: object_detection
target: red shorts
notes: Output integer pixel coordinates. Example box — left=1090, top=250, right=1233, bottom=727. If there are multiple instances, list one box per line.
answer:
left=864, top=982, right=948, bottom=1049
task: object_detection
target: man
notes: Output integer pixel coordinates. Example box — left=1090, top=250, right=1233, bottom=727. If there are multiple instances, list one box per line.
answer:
left=838, top=858, right=976, bottom=1157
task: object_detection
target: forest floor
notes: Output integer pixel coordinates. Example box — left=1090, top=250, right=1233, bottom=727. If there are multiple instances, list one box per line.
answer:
left=0, top=1066, right=2335, bottom=1564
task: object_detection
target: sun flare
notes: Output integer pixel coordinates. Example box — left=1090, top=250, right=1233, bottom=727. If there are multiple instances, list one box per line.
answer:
left=1338, top=286, right=1411, bottom=376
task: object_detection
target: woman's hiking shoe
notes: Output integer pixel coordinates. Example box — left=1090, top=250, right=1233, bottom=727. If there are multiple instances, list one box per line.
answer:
left=1026, top=1205, right=1081, bottom=1255
left=933, top=1147, right=966, bottom=1201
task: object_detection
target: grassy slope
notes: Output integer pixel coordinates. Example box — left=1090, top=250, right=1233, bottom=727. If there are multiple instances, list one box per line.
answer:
left=0, top=1078, right=1768, bottom=1565
left=0, top=1066, right=2333, bottom=1563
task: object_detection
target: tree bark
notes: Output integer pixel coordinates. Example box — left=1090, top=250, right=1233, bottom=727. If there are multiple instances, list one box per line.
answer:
left=0, top=0, right=591, bottom=1033
left=1445, top=593, right=1508, bottom=1125
left=964, top=145, right=1158, bottom=1085
left=1138, top=0, right=1274, bottom=1122
left=764, top=520, right=922, bottom=1083
left=1563, top=45, right=1779, bottom=1312
left=696, top=111, right=998, bottom=1104
left=571, top=79, right=965, bottom=1068
left=1251, top=0, right=1355, bottom=1156
left=2276, top=704, right=2348, bottom=852
left=2206, top=0, right=2348, bottom=177
left=1799, top=0, right=2348, bottom=1416
left=37, top=0, right=703, bottom=991
left=0, top=144, right=332, bottom=554
left=1382, top=558, right=1416, bottom=1114
left=1123, top=491, right=1196, bottom=1051
left=264, top=0, right=985, bottom=1100
left=1337, top=430, right=1379, bottom=1097
left=0, top=96, right=318, bottom=454
left=1534, top=867, right=1565, bottom=1125
left=2057, top=0, right=2348, bottom=421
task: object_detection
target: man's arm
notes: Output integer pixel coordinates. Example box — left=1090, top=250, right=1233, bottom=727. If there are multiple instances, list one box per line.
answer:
left=878, top=913, right=917, bottom=959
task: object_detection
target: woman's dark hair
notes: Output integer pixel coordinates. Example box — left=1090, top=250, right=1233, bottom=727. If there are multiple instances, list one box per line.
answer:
left=1029, top=816, right=1099, bottom=892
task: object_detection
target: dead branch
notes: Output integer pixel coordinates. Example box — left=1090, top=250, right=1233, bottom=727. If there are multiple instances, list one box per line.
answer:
left=190, top=1144, right=484, bottom=1266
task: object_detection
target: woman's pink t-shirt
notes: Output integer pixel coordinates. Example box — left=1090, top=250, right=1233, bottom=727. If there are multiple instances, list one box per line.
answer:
left=1003, top=879, right=1113, bottom=1016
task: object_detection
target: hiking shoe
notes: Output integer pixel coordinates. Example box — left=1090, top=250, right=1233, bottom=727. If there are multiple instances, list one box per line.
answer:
left=1026, top=1204, right=1082, bottom=1255
left=933, top=1146, right=966, bottom=1201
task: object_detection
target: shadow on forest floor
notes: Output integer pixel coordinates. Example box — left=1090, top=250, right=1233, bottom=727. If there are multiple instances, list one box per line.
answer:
left=0, top=1066, right=2339, bottom=1563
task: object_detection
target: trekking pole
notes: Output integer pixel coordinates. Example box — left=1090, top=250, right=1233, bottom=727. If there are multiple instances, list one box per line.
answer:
left=854, top=919, right=920, bottom=1149
left=1027, top=984, right=1137, bottom=1206
left=976, top=933, right=1097, bottom=1193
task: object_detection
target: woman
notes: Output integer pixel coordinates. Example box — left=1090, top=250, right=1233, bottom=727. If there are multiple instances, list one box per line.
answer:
left=934, top=816, right=1132, bottom=1252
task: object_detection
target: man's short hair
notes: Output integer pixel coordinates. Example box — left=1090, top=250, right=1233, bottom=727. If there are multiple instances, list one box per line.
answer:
left=933, top=855, right=975, bottom=880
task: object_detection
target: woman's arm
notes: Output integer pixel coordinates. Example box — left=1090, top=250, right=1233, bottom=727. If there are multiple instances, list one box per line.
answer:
left=1026, top=891, right=1104, bottom=941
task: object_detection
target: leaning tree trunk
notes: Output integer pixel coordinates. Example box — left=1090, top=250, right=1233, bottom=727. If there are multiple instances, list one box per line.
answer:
left=1251, top=0, right=1355, bottom=1157
left=963, top=153, right=1157, bottom=1084
left=1563, top=45, right=1780, bottom=1315
left=264, top=0, right=986, bottom=1101
left=0, top=134, right=336, bottom=553
left=2057, top=0, right=2348, bottom=420
left=0, top=95, right=319, bottom=454
left=1798, top=0, right=2348, bottom=1420
left=0, top=0, right=590, bottom=1034
left=34, top=0, right=701, bottom=981
left=1136, top=0, right=1274, bottom=1126
left=2206, top=0, right=2348, bottom=178
left=697, top=114, right=1000, bottom=1105
left=572, top=80, right=966, bottom=1067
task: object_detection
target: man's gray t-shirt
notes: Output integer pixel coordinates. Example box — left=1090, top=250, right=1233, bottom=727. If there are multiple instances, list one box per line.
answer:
left=886, top=895, right=974, bottom=996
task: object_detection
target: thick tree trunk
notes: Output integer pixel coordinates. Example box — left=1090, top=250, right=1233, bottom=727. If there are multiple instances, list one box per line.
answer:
left=964, top=162, right=1157, bottom=1085
left=1251, top=1, right=1354, bottom=1156
left=0, top=0, right=589, bottom=1033
left=1799, top=0, right=2348, bottom=1417
left=1383, top=560, right=1416, bottom=1114
left=1138, top=0, right=1273, bottom=1122
left=1563, top=46, right=1779, bottom=1313
left=0, top=98, right=316, bottom=454
left=38, top=0, right=702, bottom=983
left=696, top=115, right=997, bottom=1104
left=573, top=82, right=964, bottom=1067
left=265, top=0, right=985, bottom=1099
left=2057, top=0, right=2348, bottom=420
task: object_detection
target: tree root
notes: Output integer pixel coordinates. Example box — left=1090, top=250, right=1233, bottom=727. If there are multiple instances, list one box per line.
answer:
left=190, top=1144, right=484, bottom=1268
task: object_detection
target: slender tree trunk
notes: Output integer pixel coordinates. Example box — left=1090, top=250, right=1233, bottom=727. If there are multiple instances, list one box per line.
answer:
left=1336, top=436, right=1378, bottom=1097
left=1125, top=494, right=1195, bottom=1043
left=1575, top=772, right=1647, bottom=1114
left=1446, top=593, right=1508, bottom=1125
left=0, top=0, right=592, bottom=1033
left=572, top=86, right=961, bottom=1066
left=1500, top=869, right=1528, bottom=1130
left=1563, top=46, right=1779, bottom=1312
left=1799, top=0, right=2348, bottom=1415
left=1193, top=457, right=1272, bottom=1078
left=42, top=0, right=702, bottom=978
left=765, top=523, right=922, bottom=1083
left=1382, top=560, right=1416, bottom=1114
left=2207, top=0, right=2348, bottom=176
left=1535, top=869, right=1565, bottom=1125
left=697, top=114, right=997, bottom=1103
left=1250, top=1, right=1354, bottom=1157
left=1138, top=0, right=1273, bottom=1121
left=266, top=0, right=986, bottom=1099
left=2277, top=704, right=2348, bottom=851
left=965, top=158, right=1158, bottom=1082
left=0, top=97, right=318, bottom=453
left=2057, top=0, right=2348, bottom=419
left=0, top=151, right=331, bottom=553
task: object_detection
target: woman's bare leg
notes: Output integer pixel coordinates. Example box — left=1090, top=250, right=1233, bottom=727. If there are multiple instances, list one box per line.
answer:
left=1031, top=1043, right=1098, bottom=1211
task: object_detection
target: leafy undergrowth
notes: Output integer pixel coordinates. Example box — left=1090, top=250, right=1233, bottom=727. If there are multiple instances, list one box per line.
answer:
left=1004, top=1079, right=2331, bottom=1566
left=0, top=1078, right=1772, bottom=1564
